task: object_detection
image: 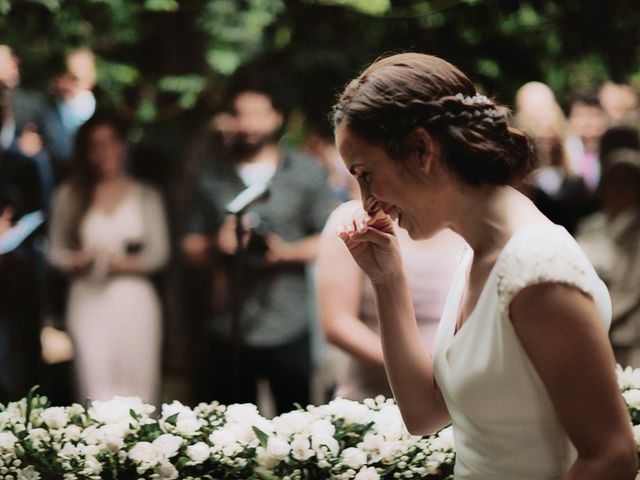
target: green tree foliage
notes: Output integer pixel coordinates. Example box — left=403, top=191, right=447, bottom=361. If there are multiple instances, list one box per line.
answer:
left=0, top=0, right=638, bottom=152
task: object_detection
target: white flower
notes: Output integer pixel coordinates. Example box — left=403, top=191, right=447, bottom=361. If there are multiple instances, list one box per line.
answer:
left=623, top=390, right=640, bottom=409
left=266, top=436, right=291, bottom=460
left=155, top=461, right=179, bottom=480
left=80, top=455, right=103, bottom=475
left=129, top=441, right=161, bottom=467
left=372, top=404, right=405, bottom=440
left=17, top=466, right=41, bottom=480
left=88, top=396, right=154, bottom=427
left=176, top=415, right=203, bottom=437
left=256, top=446, right=280, bottom=469
left=310, top=419, right=335, bottom=437
left=311, top=433, right=339, bottom=457
left=59, top=442, right=79, bottom=459
left=632, top=425, right=640, bottom=448
left=272, top=410, right=315, bottom=437
left=0, top=431, right=18, bottom=450
left=430, top=426, right=454, bottom=451
left=358, top=433, right=396, bottom=463
left=62, top=425, right=82, bottom=442
left=153, top=434, right=182, bottom=459
left=354, top=466, right=380, bottom=480
left=322, top=398, right=371, bottom=425
left=341, top=447, right=367, bottom=470
left=186, top=442, right=210, bottom=464
left=290, top=434, right=314, bottom=461
left=40, top=407, right=69, bottom=429
left=27, top=428, right=50, bottom=450
left=617, top=365, right=640, bottom=390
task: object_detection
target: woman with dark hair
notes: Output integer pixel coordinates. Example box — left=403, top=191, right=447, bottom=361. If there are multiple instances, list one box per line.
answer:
left=333, top=53, right=636, bottom=479
left=48, top=113, right=169, bottom=404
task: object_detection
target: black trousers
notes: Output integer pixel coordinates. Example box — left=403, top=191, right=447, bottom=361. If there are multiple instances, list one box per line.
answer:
left=201, top=332, right=311, bottom=415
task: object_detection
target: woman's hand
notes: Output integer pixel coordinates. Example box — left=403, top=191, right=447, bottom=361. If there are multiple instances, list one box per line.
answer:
left=338, top=208, right=404, bottom=284
left=67, top=251, right=93, bottom=275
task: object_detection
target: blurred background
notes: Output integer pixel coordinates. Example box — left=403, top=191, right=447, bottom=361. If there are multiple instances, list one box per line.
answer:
left=0, top=0, right=639, bottom=414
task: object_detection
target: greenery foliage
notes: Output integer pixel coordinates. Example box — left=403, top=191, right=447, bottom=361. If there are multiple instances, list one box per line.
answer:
left=0, top=0, right=638, bottom=153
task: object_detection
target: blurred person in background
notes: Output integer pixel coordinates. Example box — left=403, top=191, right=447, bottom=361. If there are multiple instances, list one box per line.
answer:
left=182, top=76, right=335, bottom=413
left=48, top=113, right=169, bottom=404
left=565, top=93, right=608, bottom=193
left=599, top=81, right=640, bottom=127
left=575, top=149, right=640, bottom=367
left=42, top=48, right=97, bottom=184
left=0, top=44, right=48, bottom=402
left=598, top=125, right=640, bottom=173
left=317, top=200, right=463, bottom=401
left=514, top=82, right=591, bottom=233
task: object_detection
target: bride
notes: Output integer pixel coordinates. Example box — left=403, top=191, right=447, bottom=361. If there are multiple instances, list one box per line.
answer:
left=332, top=53, right=637, bottom=479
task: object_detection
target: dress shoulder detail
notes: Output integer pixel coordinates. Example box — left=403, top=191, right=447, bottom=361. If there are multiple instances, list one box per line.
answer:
left=496, top=224, right=597, bottom=313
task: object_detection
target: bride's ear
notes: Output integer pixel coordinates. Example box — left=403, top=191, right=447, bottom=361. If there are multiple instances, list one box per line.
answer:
left=410, top=127, right=438, bottom=176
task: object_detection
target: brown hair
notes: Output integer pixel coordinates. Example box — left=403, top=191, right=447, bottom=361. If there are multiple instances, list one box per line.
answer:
left=333, top=53, right=535, bottom=185
left=63, top=112, right=128, bottom=248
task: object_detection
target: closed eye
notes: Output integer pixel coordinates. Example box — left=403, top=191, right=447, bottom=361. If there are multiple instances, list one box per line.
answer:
left=357, top=172, right=372, bottom=184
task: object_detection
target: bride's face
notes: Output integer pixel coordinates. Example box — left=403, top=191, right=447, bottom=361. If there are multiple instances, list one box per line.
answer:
left=335, top=123, right=444, bottom=239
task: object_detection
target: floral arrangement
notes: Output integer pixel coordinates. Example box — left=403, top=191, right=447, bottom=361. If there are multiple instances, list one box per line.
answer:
left=3, top=364, right=640, bottom=480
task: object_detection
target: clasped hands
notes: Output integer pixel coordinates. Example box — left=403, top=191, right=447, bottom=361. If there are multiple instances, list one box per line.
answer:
left=217, top=215, right=296, bottom=264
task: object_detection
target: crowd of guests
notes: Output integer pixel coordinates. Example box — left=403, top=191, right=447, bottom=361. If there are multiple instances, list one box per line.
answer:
left=2, top=43, right=640, bottom=414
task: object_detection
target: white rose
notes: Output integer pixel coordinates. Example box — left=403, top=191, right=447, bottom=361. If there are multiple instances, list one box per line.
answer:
left=155, top=461, right=178, bottom=480
left=186, top=442, right=210, bottom=464
left=272, top=410, right=314, bottom=437
left=209, top=427, right=238, bottom=448
left=0, top=431, right=18, bottom=450
left=89, top=396, right=154, bottom=426
left=62, top=425, right=82, bottom=442
left=326, top=398, right=371, bottom=425
left=153, top=434, right=182, bottom=459
left=290, top=434, right=314, bottom=461
left=40, top=407, right=69, bottom=429
left=311, top=433, right=339, bottom=457
left=341, top=447, right=367, bottom=470
left=354, top=466, right=380, bottom=480
left=310, top=419, right=335, bottom=437
left=225, top=404, right=261, bottom=426
left=59, top=442, right=79, bottom=459
left=129, top=441, right=161, bottom=466
left=256, top=446, right=280, bottom=469
left=266, top=436, right=291, bottom=460
left=624, top=390, right=640, bottom=409
left=175, top=415, right=202, bottom=437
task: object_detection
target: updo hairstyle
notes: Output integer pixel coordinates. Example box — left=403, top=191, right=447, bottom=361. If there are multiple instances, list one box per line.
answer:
left=333, top=53, right=535, bottom=185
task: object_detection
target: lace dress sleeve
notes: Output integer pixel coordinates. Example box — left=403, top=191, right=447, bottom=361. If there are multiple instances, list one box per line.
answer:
left=495, top=225, right=609, bottom=321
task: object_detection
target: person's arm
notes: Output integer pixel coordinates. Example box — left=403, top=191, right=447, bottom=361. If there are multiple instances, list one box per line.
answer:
left=511, top=284, right=638, bottom=480
left=265, top=233, right=321, bottom=264
left=341, top=212, right=449, bottom=435
left=47, top=186, right=93, bottom=275
left=316, top=207, right=384, bottom=366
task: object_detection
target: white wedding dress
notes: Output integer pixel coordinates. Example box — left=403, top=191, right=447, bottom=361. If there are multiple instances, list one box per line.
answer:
left=432, top=223, right=611, bottom=480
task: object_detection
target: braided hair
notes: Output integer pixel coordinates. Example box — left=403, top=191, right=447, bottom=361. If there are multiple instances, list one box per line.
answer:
left=333, top=53, right=535, bottom=185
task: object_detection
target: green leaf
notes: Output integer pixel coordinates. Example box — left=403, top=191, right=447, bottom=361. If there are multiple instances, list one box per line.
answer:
left=0, top=0, right=10, bottom=14
left=145, top=0, right=179, bottom=12
left=254, top=466, right=281, bottom=480
left=252, top=426, right=269, bottom=448
left=165, top=412, right=179, bottom=426
left=206, top=48, right=241, bottom=75
left=129, top=409, right=140, bottom=420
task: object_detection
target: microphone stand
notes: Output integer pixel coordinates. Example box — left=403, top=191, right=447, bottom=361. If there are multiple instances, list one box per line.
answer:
left=230, top=211, right=246, bottom=401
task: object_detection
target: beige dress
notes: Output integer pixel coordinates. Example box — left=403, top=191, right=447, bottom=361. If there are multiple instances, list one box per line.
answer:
left=48, top=181, right=169, bottom=404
